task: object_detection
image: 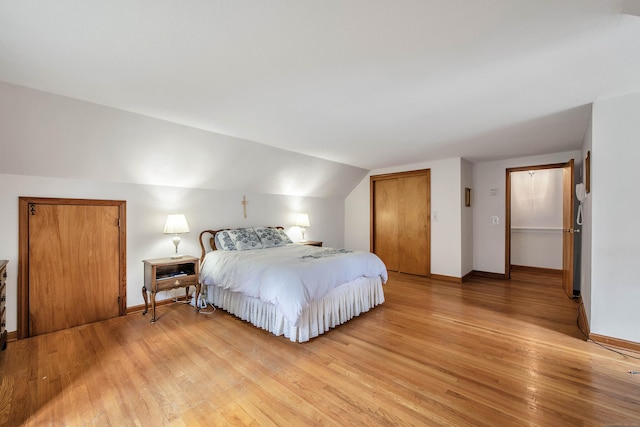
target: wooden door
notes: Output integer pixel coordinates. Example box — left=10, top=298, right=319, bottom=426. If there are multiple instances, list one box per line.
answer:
left=18, top=198, right=126, bottom=338
left=562, top=160, right=575, bottom=298
left=373, top=178, right=399, bottom=271
left=398, top=174, right=430, bottom=275
left=371, top=169, right=430, bottom=276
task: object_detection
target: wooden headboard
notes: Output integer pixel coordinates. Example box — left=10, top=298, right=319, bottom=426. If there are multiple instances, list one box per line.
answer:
left=198, top=229, right=220, bottom=262
left=198, top=227, right=284, bottom=262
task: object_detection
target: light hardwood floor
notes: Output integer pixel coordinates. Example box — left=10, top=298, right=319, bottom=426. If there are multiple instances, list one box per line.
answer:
left=1, top=270, right=639, bottom=426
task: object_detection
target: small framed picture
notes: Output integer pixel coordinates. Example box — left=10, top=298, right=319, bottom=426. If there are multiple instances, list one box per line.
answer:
left=465, top=188, right=472, bottom=207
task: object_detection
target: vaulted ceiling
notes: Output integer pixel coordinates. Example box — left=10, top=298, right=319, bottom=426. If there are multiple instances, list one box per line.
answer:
left=1, top=0, right=639, bottom=170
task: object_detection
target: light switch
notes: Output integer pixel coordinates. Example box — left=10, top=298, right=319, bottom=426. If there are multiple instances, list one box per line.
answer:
left=432, top=211, right=438, bottom=221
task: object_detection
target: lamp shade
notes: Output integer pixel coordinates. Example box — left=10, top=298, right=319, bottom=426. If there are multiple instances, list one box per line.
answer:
left=163, top=214, right=190, bottom=234
left=295, top=213, right=310, bottom=227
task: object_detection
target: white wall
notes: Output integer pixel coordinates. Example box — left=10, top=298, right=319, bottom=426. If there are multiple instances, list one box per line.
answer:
left=0, top=82, right=367, bottom=198
left=511, top=169, right=563, bottom=229
left=0, top=173, right=345, bottom=332
left=0, top=82, right=364, bottom=334
left=510, top=230, right=562, bottom=269
left=344, top=173, right=372, bottom=253
left=473, top=150, right=581, bottom=274
left=510, top=169, right=563, bottom=269
left=590, top=93, right=640, bottom=343
left=345, top=157, right=465, bottom=278
left=461, top=159, right=474, bottom=276
left=580, top=112, right=593, bottom=328
left=0, top=173, right=346, bottom=332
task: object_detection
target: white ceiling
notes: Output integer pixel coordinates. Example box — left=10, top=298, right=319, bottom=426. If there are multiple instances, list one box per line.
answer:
left=1, top=0, right=640, bottom=170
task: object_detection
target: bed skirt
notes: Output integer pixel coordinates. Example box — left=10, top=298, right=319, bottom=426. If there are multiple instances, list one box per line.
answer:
left=205, top=276, right=385, bottom=343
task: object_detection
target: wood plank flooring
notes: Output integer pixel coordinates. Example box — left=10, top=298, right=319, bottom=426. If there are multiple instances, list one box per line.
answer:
left=1, top=270, right=639, bottom=426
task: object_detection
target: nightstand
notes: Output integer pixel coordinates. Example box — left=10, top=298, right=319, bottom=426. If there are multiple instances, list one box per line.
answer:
left=142, top=256, right=200, bottom=323
left=299, top=240, right=323, bottom=247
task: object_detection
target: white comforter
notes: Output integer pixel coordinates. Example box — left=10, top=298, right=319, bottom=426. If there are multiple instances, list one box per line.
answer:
left=200, top=244, right=388, bottom=326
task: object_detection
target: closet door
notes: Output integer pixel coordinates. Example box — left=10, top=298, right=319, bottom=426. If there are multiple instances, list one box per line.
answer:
left=398, top=174, right=430, bottom=276
left=373, top=178, right=399, bottom=271
left=371, top=169, right=430, bottom=276
left=18, top=198, right=126, bottom=338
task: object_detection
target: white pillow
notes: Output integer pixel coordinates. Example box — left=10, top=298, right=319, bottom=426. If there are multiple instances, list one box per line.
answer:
left=278, top=228, right=293, bottom=244
left=227, top=228, right=263, bottom=251
left=254, top=227, right=287, bottom=248
left=214, top=231, right=237, bottom=251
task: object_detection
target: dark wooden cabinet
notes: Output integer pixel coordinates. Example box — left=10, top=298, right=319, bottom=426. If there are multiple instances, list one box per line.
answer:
left=142, top=256, right=200, bottom=322
left=1, top=260, right=8, bottom=350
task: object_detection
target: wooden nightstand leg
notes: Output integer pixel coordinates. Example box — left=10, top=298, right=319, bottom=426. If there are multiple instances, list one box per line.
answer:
left=142, top=286, right=149, bottom=316
left=150, top=292, right=157, bottom=323
left=195, top=283, right=202, bottom=312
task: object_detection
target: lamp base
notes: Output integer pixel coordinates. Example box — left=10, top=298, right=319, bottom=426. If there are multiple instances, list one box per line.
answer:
left=171, top=235, right=182, bottom=259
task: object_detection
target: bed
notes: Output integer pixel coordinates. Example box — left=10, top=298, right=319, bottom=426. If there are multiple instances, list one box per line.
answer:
left=198, top=227, right=387, bottom=342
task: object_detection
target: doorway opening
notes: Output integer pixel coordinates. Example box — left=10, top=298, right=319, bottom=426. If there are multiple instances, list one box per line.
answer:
left=505, top=160, right=576, bottom=298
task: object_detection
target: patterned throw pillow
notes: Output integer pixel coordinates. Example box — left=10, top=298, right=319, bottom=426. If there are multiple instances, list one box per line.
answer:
left=227, top=228, right=264, bottom=251
left=215, top=231, right=237, bottom=251
left=254, top=227, right=286, bottom=248
left=278, top=228, right=293, bottom=244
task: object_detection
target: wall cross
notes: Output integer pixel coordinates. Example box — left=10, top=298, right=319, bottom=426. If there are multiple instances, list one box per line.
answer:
left=241, top=195, right=249, bottom=218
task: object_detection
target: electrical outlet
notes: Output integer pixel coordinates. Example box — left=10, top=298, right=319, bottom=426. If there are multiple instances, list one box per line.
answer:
left=491, top=216, right=500, bottom=225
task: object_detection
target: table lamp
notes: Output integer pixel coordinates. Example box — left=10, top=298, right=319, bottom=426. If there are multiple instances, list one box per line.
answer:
left=296, top=213, right=310, bottom=242
left=163, top=213, right=190, bottom=258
